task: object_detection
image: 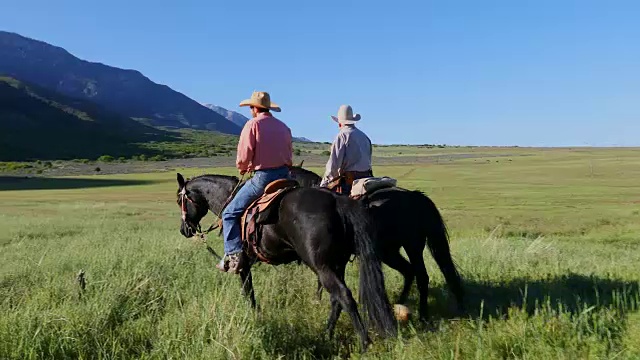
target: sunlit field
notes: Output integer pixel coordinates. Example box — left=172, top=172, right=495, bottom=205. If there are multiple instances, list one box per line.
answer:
left=1, top=147, right=639, bottom=359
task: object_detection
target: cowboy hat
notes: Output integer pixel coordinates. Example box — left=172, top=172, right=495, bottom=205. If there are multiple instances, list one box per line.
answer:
left=331, top=104, right=361, bottom=125
left=239, top=91, right=281, bottom=112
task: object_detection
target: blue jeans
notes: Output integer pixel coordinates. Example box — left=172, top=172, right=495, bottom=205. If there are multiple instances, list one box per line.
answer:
left=222, top=166, right=290, bottom=255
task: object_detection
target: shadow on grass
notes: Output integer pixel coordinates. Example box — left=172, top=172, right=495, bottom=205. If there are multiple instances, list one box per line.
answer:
left=0, top=176, right=162, bottom=191
left=255, top=316, right=339, bottom=359
left=419, top=272, right=640, bottom=322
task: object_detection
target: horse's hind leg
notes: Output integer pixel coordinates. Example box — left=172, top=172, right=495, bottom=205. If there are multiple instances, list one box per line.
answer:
left=406, top=246, right=430, bottom=321
left=382, top=250, right=415, bottom=305
left=239, top=266, right=256, bottom=309
left=316, top=278, right=323, bottom=300
left=324, top=265, right=346, bottom=338
left=326, top=294, right=342, bottom=338
left=318, top=268, right=370, bottom=350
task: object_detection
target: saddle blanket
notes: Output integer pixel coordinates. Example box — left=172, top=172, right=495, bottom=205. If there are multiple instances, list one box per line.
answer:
left=240, top=179, right=298, bottom=263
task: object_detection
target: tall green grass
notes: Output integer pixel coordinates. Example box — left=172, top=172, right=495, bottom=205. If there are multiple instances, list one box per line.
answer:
left=1, top=147, right=639, bottom=359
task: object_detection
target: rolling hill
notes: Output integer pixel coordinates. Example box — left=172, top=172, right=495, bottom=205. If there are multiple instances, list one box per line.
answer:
left=0, top=31, right=242, bottom=134
left=0, top=76, right=177, bottom=161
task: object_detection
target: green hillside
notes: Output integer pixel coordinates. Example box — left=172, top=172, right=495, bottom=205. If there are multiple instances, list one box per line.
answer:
left=0, top=76, right=180, bottom=161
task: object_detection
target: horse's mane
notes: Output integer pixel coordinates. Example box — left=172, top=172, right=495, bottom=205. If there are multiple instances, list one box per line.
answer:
left=186, top=174, right=240, bottom=183
left=176, top=173, right=242, bottom=197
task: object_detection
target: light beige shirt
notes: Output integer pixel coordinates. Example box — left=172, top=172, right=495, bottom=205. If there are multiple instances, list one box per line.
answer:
left=319, top=125, right=373, bottom=187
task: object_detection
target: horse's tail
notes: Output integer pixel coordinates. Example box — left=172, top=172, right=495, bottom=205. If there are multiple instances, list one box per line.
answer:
left=420, top=192, right=465, bottom=308
left=338, top=199, right=397, bottom=338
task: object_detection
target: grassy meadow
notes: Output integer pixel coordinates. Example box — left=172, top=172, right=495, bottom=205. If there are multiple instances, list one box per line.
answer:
left=1, top=147, right=639, bottom=359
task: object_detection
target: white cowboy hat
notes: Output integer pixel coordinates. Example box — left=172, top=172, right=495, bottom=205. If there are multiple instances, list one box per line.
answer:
left=331, top=104, right=361, bottom=125
left=239, top=91, right=281, bottom=112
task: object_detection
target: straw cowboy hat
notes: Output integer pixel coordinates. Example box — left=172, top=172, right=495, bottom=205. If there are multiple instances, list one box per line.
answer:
left=239, top=91, right=281, bottom=112
left=331, top=105, right=361, bottom=125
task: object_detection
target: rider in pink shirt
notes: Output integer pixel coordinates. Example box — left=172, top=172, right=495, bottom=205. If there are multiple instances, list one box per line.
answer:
left=236, top=112, right=293, bottom=174
left=218, top=91, right=293, bottom=274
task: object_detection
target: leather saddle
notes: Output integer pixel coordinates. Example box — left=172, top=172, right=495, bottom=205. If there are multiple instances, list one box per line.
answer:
left=240, top=178, right=299, bottom=263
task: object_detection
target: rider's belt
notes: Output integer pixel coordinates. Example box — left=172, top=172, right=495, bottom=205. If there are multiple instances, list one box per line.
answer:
left=342, top=170, right=373, bottom=186
left=254, top=165, right=288, bottom=172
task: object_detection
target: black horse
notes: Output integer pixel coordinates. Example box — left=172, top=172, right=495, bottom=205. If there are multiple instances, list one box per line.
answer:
left=175, top=173, right=397, bottom=350
left=288, top=166, right=465, bottom=321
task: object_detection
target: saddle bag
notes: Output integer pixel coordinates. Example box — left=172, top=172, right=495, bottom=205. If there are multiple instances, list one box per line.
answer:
left=350, top=176, right=397, bottom=198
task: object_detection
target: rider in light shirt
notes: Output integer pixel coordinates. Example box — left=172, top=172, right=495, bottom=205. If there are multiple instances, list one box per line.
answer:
left=319, top=105, right=373, bottom=195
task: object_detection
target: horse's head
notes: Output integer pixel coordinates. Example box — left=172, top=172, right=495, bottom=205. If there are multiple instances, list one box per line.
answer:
left=288, top=162, right=322, bottom=187
left=176, top=173, right=209, bottom=238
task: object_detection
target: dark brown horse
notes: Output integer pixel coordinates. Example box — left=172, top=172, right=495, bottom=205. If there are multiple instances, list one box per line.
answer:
left=175, top=173, right=397, bottom=350
left=288, top=166, right=465, bottom=321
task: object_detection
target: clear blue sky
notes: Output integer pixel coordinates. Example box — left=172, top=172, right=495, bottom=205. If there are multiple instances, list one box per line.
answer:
left=2, top=0, right=639, bottom=146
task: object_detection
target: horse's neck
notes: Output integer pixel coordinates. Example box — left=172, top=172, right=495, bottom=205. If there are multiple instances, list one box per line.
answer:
left=193, top=177, right=238, bottom=215
left=206, top=196, right=225, bottom=215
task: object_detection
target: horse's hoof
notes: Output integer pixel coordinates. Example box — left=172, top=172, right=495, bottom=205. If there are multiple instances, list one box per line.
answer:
left=323, top=330, right=335, bottom=342
left=393, top=304, right=411, bottom=323
left=456, top=302, right=466, bottom=315
left=360, top=338, right=372, bottom=353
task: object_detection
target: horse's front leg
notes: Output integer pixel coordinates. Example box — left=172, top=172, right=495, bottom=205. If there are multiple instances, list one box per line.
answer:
left=239, top=264, right=256, bottom=308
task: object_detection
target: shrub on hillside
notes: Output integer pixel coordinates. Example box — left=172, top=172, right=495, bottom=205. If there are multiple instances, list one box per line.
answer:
left=149, top=155, right=166, bottom=161
left=97, top=155, right=115, bottom=162
left=0, top=162, right=33, bottom=171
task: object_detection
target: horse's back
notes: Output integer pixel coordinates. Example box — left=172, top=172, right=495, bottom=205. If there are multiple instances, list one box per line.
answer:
left=279, top=187, right=352, bottom=235
left=273, top=187, right=354, bottom=265
left=365, top=187, right=433, bottom=239
left=280, top=186, right=340, bottom=212
left=367, top=186, right=427, bottom=210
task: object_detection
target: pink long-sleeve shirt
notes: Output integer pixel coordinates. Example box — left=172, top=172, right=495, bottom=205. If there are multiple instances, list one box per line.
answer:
left=236, top=113, right=293, bottom=173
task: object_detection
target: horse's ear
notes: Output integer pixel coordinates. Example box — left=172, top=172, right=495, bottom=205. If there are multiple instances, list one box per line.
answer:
left=298, top=160, right=304, bottom=168
left=177, top=173, right=186, bottom=188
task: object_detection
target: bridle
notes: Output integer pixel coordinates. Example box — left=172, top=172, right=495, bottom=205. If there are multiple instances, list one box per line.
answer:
left=179, top=187, right=219, bottom=236
left=178, top=174, right=246, bottom=259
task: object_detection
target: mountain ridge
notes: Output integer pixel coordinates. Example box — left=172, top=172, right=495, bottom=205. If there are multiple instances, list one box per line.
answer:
left=203, top=103, right=250, bottom=128
left=0, top=30, right=242, bottom=134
